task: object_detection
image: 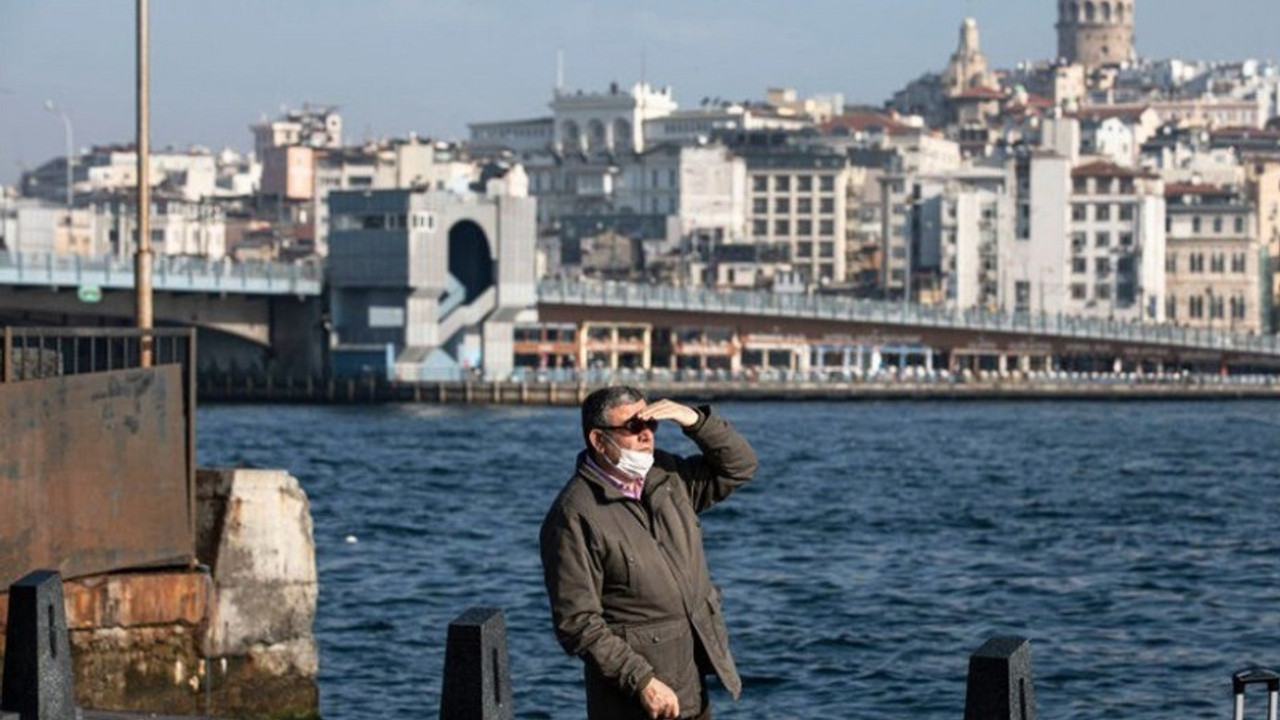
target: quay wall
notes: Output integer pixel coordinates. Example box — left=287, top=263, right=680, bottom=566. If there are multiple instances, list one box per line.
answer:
left=198, top=376, right=1280, bottom=405
left=0, top=469, right=319, bottom=720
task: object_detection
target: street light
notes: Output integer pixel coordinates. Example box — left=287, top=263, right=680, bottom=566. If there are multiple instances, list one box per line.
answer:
left=42, top=100, right=74, bottom=221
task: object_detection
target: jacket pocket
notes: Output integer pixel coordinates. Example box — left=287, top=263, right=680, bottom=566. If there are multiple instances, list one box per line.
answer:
left=622, top=617, right=699, bottom=710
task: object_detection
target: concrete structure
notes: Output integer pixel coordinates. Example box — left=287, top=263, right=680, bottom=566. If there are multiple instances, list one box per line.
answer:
left=1065, top=160, right=1166, bottom=322
left=1057, top=0, right=1136, bottom=68
left=326, top=180, right=537, bottom=381
left=21, top=146, right=218, bottom=205
left=251, top=105, right=342, bottom=159
left=1164, top=183, right=1263, bottom=332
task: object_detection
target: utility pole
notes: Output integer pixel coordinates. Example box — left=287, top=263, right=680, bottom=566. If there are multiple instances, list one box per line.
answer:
left=136, top=0, right=153, bottom=366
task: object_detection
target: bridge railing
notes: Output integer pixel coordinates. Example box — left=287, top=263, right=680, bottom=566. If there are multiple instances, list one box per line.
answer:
left=0, top=251, right=323, bottom=296
left=538, top=279, right=1280, bottom=356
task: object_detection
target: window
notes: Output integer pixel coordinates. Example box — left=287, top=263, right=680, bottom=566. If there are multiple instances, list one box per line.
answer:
left=752, top=176, right=767, bottom=192
left=797, top=198, right=812, bottom=214
left=1119, top=232, right=1133, bottom=247
left=1119, top=178, right=1134, bottom=194
left=819, top=176, right=834, bottom=192
left=797, top=241, right=813, bottom=258
left=819, top=198, right=835, bottom=214
left=1095, top=204, right=1111, bottom=221
left=798, top=219, right=813, bottom=235
left=819, top=219, right=835, bottom=236
left=774, top=175, right=790, bottom=192
left=752, top=219, right=767, bottom=236
left=1015, top=281, right=1031, bottom=312
left=1166, top=253, right=1177, bottom=273
left=1096, top=231, right=1111, bottom=248
left=797, top=175, right=813, bottom=192
left=753, top=198, right=768, bottom=215
left=1118, top=283, right=1135, bottom=303
left=1167, top=296, right=1177, bottom=320
left=774, top=219, right=790, bottom=235
left=1119, top=205, right=1134, bottom=221
left=1095, top=257, right=1111, bottom=275
left=1073, top=257, right=1087, bottom=274
left=1231, top=296, right=1246, bottom=320
left=1096, top=284, right=1112, bottom=300
left=1072, top=232, right=1087, bottom=253
left=775, top=198, right=790, bottom=214
left=819, top=241, right=835, bottom=258
left=1118, top=257, right=1135, bottom=274
left=1073, top=176, right=1089, bottom=194
left=1232, top=253, right=1246, bottom=273
left=1190, top=253, right=1205, bottom=273
left=1211, top=254, right=1225, bottom=273
left=1192, top=216, right=1202, bottom=233
left=1071, top=283, right=1088, bottom=300
left=1072, top=204, right=1088, bottom=221
left=1213, top=217, right=1223, bottom=233
left=1189, top=296, right=1204, bottom=318
left=1211, top=296, right=1225, bottom=319
left=1235, top=216, right=1245, bottom=234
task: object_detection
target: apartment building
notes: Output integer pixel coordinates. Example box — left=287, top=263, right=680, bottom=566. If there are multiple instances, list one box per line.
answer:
left=1065, top=161, right=1166, bottom=322
left=744, top=149, right=850, bottom=287
left=1164, top=184, right=1262, bottom=332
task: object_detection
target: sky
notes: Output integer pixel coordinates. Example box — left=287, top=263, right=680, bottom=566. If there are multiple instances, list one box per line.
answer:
left=1, top=0, right=1278, bottom=184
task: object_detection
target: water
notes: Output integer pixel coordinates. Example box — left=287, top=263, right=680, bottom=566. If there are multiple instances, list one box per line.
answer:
left=196, top=401, right=1280, bottom=720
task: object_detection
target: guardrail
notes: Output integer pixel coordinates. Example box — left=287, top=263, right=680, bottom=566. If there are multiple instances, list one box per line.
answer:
left=1, top=326, right=195, bottom=384
left=538, top=279, right=1280, bottom=357
left=0, top=251, right=323, bottom=296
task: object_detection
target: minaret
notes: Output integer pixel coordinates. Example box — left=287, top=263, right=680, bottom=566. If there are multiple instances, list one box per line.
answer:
left=1057, top=0, right=1136, bottom=68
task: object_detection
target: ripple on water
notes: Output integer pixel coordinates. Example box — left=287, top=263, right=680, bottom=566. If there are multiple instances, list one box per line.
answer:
left=198, top=400, right=1280, bottom=720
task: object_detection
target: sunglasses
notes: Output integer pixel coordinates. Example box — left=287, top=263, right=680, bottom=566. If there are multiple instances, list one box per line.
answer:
left=598, top=416, right=659, bottom=435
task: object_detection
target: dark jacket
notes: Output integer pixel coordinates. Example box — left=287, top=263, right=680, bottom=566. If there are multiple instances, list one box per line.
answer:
left=540, top=407, right=758, bottom=719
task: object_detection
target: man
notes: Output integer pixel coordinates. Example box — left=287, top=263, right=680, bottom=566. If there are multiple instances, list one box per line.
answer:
left=540, top=386, right=758, bottom=720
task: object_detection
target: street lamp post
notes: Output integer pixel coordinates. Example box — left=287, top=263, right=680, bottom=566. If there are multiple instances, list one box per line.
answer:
left=42, top=100, right=74, bottom=222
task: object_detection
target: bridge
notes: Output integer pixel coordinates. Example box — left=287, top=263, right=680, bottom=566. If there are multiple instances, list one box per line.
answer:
left=3, top=251, right=1279, bottom=377
left=536, top=279, right=1280, bottom=372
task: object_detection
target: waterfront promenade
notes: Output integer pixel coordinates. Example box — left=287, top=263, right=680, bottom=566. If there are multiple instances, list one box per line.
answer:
left=198, top=370, right=1280, bottom=404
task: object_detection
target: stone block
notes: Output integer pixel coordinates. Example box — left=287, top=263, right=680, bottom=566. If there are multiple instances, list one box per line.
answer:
left=440, top=608, right=513, bottom=720
left=1, top=569, right=77, bottom=720
left=964, top=636, right=1036, bottom=720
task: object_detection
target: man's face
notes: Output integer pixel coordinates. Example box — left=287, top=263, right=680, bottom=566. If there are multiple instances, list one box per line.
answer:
left=589, top=398, right=655, bottom=462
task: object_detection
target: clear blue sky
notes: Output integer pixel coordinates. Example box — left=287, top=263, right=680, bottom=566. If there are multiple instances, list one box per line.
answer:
left=2, top=0, right=1278, bottom=183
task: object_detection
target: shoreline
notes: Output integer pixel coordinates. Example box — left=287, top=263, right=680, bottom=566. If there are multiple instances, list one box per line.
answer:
left=196, top=378, right=1280, bottom=404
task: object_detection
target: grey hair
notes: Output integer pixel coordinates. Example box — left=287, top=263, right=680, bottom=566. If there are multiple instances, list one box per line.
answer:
left=580, top=385, right=646, bottom=444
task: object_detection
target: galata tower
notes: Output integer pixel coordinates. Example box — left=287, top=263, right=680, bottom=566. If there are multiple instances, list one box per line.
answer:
left=1056, top=0, right=1136, bottom=67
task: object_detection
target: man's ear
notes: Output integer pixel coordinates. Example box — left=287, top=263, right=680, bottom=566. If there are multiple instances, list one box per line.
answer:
left=587, top=429, right=605, bottom=456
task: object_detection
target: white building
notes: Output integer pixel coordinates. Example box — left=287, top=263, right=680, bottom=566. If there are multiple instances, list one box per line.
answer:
left=551, top=82, right=678, bottom=155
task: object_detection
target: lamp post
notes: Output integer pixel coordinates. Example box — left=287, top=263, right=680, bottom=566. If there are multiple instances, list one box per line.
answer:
left=136, top=0, right=153, bottom=366
left=42, top=100, right=74, bottom=222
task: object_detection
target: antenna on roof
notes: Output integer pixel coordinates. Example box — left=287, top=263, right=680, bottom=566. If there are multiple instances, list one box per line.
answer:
left=556, top=48, right=564, bottom=93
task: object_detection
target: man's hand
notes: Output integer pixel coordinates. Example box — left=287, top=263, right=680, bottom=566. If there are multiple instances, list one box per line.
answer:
left=638, top=399, right=700, bottom=429
left=640, top=677, right=680, bottom=719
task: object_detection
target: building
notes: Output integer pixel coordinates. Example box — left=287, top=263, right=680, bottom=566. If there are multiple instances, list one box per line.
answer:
left=1057, top=0, right=1136, bottom=68
left=326, top=176, right=536, bottom=381
left=551, top=82, right=677, bottom=156
left=251, top=105, right=342, bottom=159
left=1065, top=160, right=1166, bottom=321
left=743, top=147, right=851, bottom=287
left=942, top=18, right=997, bottom=98
left=1164, top=184, right=1263, bottom=332
left=1246, top=157, right=1280, bottom=330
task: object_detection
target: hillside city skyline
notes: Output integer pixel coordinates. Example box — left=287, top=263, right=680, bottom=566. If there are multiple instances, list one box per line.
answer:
left=2, top=0, right=1280, bottom=184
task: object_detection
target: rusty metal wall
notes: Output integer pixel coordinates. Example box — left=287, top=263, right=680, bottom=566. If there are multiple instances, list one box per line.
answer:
left=0, top=366, right=194, bottom=588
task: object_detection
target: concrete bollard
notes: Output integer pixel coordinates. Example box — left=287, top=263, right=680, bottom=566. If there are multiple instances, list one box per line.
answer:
left=440, top=607, right=513, bottom=720
left=1, top=570, right=77, bottom=720
left=963, top=636, right=1036, bottom=720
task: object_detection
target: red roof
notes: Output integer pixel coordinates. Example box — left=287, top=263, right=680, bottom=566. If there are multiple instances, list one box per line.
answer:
left=1164, top=183, right=1224, bottom=196
left=818, top=112, right=909, bottom=134
left=1072, top=160, right=1156, bottom=179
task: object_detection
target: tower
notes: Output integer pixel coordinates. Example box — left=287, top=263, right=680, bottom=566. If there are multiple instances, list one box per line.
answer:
left=1056, top=1, right=1135, bottom=68
left=943, top=17, right=995, bottom=97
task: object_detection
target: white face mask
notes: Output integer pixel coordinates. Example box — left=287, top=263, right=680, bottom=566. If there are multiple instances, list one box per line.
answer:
left=602, top=433, right=655, bottom=479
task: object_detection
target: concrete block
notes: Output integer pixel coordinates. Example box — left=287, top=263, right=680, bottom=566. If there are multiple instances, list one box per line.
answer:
left=1, top=570, right=77, bottom=720
left=964, top=636, right=1036, bottom=720
left=440, top=608, right=513, bottom=720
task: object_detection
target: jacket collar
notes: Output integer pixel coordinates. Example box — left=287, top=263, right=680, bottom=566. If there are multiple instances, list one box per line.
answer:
left=575, top=450, right=668, bottom=502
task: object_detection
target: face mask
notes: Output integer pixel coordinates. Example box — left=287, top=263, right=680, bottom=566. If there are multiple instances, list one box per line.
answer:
left=603, top=433, right=655, bottom=479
